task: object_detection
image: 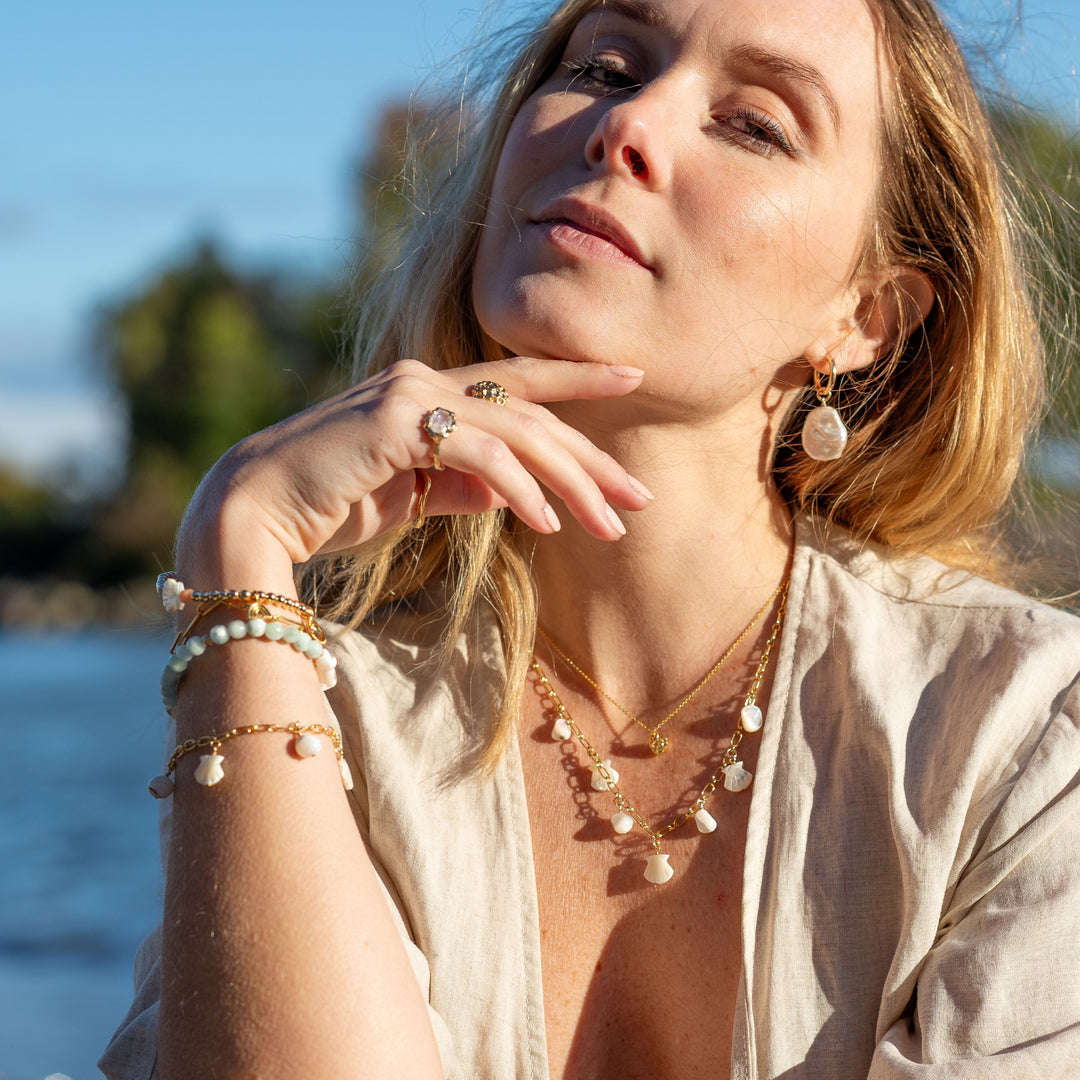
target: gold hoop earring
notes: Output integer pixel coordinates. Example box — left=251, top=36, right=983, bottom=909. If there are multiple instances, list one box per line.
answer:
left=800, top=357, right=849, bottom=461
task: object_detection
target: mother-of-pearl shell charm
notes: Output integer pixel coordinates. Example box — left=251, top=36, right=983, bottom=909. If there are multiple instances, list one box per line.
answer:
left=194, top=753, right=225, bottom=787
left=644, top=853, right=674, bottom=884
left=294, top=732, right=323, bottom=758
left=147, top=774, right=175, bottom=799
left=694, top=807, right=717, bottom=833
left=338, top=757, right=355, bottom=790
left=801, top=405, right=848, bottom=461
left=740, top=704, right=764, bottom=733
left=611, top=811, right=634, bottom=834
left=551, top=715, right=572, bottom=741
left=590, top=760, right=619, bottom=791
left=722, top=761, right=753, bottom=792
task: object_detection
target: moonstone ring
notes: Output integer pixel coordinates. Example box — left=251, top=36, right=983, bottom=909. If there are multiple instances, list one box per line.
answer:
left=468, top=380, right=510, bottom=406
left=422, top=407, right=457, bottom=470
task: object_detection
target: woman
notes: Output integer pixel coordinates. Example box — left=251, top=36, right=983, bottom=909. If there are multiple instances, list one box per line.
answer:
left=102, top=0, right=1080, bottom=1076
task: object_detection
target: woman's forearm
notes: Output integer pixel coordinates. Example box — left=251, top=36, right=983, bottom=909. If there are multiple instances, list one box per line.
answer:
left=158, top=510, right=444, bottom=1080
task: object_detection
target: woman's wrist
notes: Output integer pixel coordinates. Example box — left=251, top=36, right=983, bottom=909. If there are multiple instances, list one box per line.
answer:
left=176, top=479, right=300, bottom=600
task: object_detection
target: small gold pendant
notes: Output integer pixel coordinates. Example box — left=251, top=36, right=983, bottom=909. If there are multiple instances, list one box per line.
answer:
left=649, top=732, right=669, bottom=755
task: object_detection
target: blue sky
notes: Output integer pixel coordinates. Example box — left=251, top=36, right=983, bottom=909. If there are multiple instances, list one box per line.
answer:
left=3, top=0, right=1078, bottom=488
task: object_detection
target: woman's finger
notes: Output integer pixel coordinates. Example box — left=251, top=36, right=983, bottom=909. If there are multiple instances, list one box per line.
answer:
left=408, top=405, right=629, bottom=540
left=451, top=356, right=646, bottom=405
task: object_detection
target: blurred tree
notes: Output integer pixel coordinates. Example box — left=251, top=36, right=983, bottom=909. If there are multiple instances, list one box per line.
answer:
left=87, top=238, right=343, bottom=579
left=0, top=467, right=84, bottom=577
left=996, top=105, right=1080, bottom=431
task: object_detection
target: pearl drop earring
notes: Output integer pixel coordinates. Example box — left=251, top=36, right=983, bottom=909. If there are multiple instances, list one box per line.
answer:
left=801, top=357, right=848, bottom=461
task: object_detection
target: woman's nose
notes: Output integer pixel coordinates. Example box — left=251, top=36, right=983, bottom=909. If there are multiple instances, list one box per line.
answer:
left=584, top=89, right=675, bottom=189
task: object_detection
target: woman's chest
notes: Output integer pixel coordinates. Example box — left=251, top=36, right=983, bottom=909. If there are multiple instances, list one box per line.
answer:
left=520, top=727, right=753, bottom=1080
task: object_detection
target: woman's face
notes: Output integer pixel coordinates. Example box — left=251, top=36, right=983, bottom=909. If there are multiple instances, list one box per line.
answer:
left=471, top=0, right=886, bottom=407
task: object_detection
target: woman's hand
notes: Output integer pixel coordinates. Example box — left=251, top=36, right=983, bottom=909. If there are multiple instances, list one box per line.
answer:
left=177, top=357, right=650, bottom=589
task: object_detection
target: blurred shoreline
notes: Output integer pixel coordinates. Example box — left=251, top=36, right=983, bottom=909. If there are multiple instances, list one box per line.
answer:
left=0, top=577, right=164, bottom=632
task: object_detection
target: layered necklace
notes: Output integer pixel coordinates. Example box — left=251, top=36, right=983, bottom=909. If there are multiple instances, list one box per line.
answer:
left=531, top=579, right=789, bottom=885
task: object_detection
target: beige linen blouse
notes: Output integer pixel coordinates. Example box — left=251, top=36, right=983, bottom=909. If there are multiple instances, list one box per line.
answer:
left=102, top=519, right=1080, bottom=1079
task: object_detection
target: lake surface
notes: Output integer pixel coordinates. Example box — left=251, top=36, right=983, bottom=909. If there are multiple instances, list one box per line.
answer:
left=0, top=630, right=168, bottom=1080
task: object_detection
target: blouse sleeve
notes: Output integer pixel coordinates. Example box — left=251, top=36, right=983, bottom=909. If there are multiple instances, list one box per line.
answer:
left=868, top=691, right=1080, bottom=1077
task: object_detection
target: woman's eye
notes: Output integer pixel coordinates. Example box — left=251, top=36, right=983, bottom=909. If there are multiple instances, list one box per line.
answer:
left=562, top=55, right=641, bottom=94
left=722, top=105, right=795, bottom=156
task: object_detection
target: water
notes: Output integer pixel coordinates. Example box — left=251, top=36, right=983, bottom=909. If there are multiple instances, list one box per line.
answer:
left=0, top=630, right=169, bottom=1080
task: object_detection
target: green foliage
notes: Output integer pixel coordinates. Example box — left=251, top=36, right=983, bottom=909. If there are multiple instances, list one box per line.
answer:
left=98, top=239, right=340, bottom=496
left=86, top=238, right=343, bottom=577
left=994, top=105, right=1080, bottom=428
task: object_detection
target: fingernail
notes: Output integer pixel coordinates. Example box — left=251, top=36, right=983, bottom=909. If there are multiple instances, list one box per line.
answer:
left=542, top=503, right=561, bottom=532
left=626, top=475, right=654, bottom=501
left=608, top=365, right=645, bottom=379
left=605, top=504, right=626, bottom=536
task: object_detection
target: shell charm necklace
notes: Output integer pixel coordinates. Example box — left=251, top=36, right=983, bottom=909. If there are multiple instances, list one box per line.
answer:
left=530, top=580, right=788, bottom=885
left=538, top=582, right=783, bottom=755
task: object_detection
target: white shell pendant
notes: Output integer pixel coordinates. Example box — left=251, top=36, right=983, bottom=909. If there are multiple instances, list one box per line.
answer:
left=611, top=811, right=635, bottom=834
left=694, top=807, right=717, bottom=833
left=740, top=704, right=764, bottom=733
left=194, top=753, right=225, bottom=787
left=314, top=650, right=338, bottom=691
left=722, top=761, right=753, bottom=793
left=338, top=757, right=355, bottom=791
left=294, top=733, right=323, bottom=758
left=590, top=760, right=619, bottom=791
left=551, top=715, right=572, bottom=741
left=147, top=774, right=175, bottom=799
left=644, top=853, right=674, bottom=884
left=801, top=405, right=848, bottom=461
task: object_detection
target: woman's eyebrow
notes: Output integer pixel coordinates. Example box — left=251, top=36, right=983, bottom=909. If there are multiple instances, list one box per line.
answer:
left=731, top=43, right=842, bottom=136
left=595, top=0, right=670, bottom=29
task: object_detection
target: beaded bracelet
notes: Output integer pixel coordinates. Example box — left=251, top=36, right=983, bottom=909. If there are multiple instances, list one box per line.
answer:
left=161, top=616, right=338, bottom=710
left=147, top=722, right=354, bottom=798
left=157, top=574, right=315, bottom=622
left=157, top=574, right=322, bottom=649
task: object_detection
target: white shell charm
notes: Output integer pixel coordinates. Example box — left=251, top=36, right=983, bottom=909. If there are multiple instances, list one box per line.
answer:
left=801, top=405, right=848, bottom=461
left=694, top=807, right=717, bottom=833
left=590, top=759, right=619, bottom=791
left=644, top=853, right=674, bottom=884
left=194, top=753, right=225, bottom=787
left=294, top=732, right=323, bottom=758
left=158, top=576, right=185, bottom=613
left=740, top=704, right=763, bottom=733
left=611, top=811, right=635, bottom=834
left=314, top=650, right=338, bottom=691
left=338, top=757, right=355, bottom=791
left=722, top=761, right=753, bottom=793
left=551, top=715, right=572, bottom=741
left=147, top=774, right=175, bottom=799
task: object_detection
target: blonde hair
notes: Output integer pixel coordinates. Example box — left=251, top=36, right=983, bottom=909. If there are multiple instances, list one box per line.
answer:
left=309, top=0, right=1061, bottom=762
left=774, top=0, right=1047, bottom=576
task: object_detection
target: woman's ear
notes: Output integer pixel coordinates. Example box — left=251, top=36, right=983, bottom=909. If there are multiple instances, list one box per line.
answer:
left=833, top=266, right=935, bottom=373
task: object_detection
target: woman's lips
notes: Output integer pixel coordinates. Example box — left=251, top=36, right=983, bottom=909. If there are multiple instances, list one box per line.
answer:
left=533, top=202, right=653, bottom=270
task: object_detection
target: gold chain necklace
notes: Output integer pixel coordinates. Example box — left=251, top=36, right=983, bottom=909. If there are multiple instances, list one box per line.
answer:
left=537, top=581, right=784, bottom=756
left=530, top=579, right=788, bottom=885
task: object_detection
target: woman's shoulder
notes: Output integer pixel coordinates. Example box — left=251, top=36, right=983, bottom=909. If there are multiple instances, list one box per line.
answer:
left=794, top=514, right=1080, bottom=657
left=787, top=515, right=1080, bottom=826
left=789, top=515, right=1080, bottom=775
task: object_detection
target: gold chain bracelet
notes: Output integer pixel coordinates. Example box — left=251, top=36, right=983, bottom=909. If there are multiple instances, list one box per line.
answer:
left=147, top=723, right=353, bottom=798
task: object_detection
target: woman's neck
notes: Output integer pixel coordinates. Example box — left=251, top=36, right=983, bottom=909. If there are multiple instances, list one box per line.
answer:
left=529, top=403, right=795, bottom=710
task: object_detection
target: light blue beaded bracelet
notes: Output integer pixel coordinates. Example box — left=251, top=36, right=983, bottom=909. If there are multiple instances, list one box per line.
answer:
left=161, top=617, right=338, bottom=711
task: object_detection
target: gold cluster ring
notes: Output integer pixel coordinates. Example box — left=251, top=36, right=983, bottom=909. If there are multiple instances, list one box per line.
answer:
left=468, top=380, right=510, bottom=406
